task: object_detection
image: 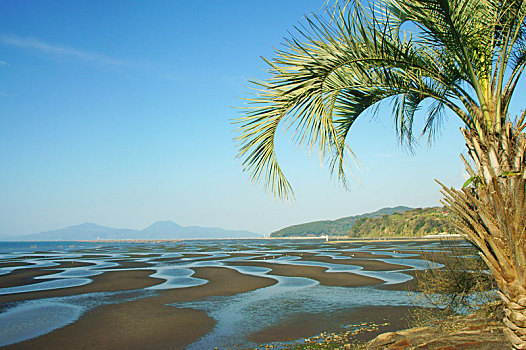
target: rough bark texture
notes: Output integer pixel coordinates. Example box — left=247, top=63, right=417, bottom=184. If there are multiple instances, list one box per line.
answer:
left=439, top=122, right=526, bottom=349
left=366, top=313, right=507, bottom=350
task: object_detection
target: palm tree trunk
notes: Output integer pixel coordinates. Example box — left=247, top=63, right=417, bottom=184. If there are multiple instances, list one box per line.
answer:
left=439, top=122, right=526, bottom=349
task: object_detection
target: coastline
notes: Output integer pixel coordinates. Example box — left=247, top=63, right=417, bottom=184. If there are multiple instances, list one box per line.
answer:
left=3, top=267, right=277, bottom=350
left=0, top=234, right=464, bottom=244
left=0, top=238, right=469, bottom=348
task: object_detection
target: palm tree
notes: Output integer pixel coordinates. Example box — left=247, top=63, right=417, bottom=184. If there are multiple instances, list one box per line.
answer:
left=235, top=0, right=526, bottom=347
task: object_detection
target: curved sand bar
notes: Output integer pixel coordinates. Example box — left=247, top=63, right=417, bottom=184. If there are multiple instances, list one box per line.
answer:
left=230, top=261, right=384, bottom=287
left=3, top=267, right=277, bottom=350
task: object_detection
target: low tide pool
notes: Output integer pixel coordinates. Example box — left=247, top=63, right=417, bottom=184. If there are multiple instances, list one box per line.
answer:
left=0, top=301, right=84, bottom=346
left=0, top=238, right=471, bottom=349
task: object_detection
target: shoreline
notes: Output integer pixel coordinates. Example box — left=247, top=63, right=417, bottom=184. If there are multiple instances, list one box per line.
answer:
left=0, top=238, right=468, bottom=348
left=0, top=234, right=464, bottom=244
left=1, top=267, right=278, bottom=350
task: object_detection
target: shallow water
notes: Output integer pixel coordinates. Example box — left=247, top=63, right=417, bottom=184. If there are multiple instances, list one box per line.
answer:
left=0, top=278, right=92, bottom=295
left=0, top=238, right=465, bottom=348
left=181, top=285, right=417, bottom=350
left=0, top=301, right=84, bottom=346
left=147, top=267, right=208, bottom=290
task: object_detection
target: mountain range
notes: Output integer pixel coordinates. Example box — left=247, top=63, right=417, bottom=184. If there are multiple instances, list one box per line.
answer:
left=270, top=206, right=412, bottom=237
left=348, top=207, right=455, bottom=237
left=2, top=221, right=261, bottom=241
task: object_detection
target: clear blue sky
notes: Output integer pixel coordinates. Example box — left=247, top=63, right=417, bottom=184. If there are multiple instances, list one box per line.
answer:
left=1, top=1, right=523, bottom=236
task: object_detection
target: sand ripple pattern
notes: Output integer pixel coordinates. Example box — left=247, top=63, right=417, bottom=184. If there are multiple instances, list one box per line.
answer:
left=0, top=238, right=471, bottom=349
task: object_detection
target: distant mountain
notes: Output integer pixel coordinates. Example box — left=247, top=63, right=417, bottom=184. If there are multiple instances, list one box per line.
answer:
left=14, top=223, right=137, bottom=241
left=349, top=207, right=455, bottom=238
left=141, top=221, right=183, bottom=237
left=5, top=221, right=260, bottom=241
left=271, top=206, right=412, bottom=237
left=139, top=221, right=258, bottom=239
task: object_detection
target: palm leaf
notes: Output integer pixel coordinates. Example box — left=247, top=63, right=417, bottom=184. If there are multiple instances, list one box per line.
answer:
left=235, top=0, right=526, bottom=198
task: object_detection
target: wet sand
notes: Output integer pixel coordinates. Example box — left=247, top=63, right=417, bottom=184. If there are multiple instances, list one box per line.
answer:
left=0, top=239, right=458, bottom=349
left=0, top=268, right=59, bottom=288
left=61, top=255, right=113, bottom=259
left=378, top=270, right=419, bottom=291
left=180, top=253, right=213, bottom=259
left=50, top=261, right=96, bottom=269
left=4, top=267, right=277, bottom=350
left=155, top=266, right=278, bottom=304
left=339, top=251, right=395, bottom=259
left=149, top=253, right=211, bottom=263
left=3, top=299, right=214, bottom=350
left=123, top=253, right=162, bottom=258
left=403, top=249, right=466, bottom=266
left=0, top=269, right=163, bottom=304
left=296, top=253, right=412, bottom=271
left=0, top=261, right=34, bottom=268
left=151, top=252, right=263, bottom=264
left=102, top=260, right=153, bottom=269
left=248, top=305, right=419, bottom=344
left=11, top=255, right=49, bottom=260
left=230, top=261, right=384, bottom=287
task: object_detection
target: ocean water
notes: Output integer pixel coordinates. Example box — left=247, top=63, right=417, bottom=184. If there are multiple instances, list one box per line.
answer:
left=0, top=238, right=468, bottom=348
left=0, top=240, right=138, bottom=254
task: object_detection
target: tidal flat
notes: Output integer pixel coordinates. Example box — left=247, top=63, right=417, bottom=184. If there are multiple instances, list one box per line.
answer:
left=0, top=238, right=471, bottom=349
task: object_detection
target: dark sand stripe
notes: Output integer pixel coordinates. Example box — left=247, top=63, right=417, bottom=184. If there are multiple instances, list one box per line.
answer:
left=248, top=305, right=421, bottom=344
left=230, top=262, right=383, bottom=287
left=3, top=266, right=277, bottom=350
left=295, top=253, right=412, bottom=271
left=339, top=251, right=395, bottom=259
left=378, top=270, right=419, bottom=291
left=0, top=262, right=34, bottom=268
left=50, top=261, right=96, bottom=269
left=101, top=260, right=153, bottom=269
left=0, top=269, right=163, bottom=305
left=61, top=255, right=113, bottom=259
left=2, top=301, right=214, bottom=350
left=0, top=268, right=59, bottom=289
left=153, top=266, right=278, bottom=304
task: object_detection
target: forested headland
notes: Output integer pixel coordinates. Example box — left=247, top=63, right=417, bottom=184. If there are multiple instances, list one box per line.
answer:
left=271, top=206, right=455, bottom=238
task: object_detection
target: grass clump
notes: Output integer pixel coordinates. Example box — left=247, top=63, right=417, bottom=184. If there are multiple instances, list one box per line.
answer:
left=271, top=322, right=392, bottom=350
left=407, top=241, right=503, bottom=332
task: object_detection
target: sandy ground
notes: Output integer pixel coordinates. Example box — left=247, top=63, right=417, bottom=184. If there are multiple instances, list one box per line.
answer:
left=0, top=269, right=163, bottom=304
left=294, top=253, right=412, bottom=271
left=154, top=266, right=278, bottom=304
left=3, top=302, right=214, bottom=350
left=0, top=268, right=59, bottom=289
left=149, top=253, right=212, bottom=263
left=229, top=261, right=384, bottom=287
left=51, top=261, right=97, bottom=269
left=123, top=254, right=162, bottom=259
left=402, top=249, right=469, bottom=266
left=248, top=305, right=421, bottom=344
left=0, top=261, right=33, bottom=268
left=0, top=242, right=453, bottom=349
left=101, top=260, right=154, bottom=269
left=378, top=269, right=419, bottom=291
left=2, top=267, right=277, bottom=350
left=150, top=252, right=263, bottom=264
left=338, top=251, right=395, bottom=259
left=60, top=254, right=113, bottom=259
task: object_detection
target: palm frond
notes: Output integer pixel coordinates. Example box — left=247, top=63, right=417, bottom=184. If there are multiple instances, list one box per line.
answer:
left=235, top=0, right=526, bottom=198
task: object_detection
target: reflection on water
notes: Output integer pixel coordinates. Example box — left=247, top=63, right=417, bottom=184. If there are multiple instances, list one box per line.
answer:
left=0, top=238, right=466, bottom=347
left=147, top=267, right=208, bottom=290
left=0, top=278, right=92, bottom=295
left=180, top=284, right=418, bottom=350
left=0, top=301, right=83, bottom=346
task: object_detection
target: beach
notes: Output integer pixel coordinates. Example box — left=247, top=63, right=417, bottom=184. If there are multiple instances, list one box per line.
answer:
left=0, top=238, right=470, bottom=349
